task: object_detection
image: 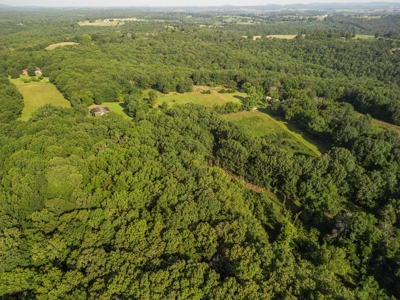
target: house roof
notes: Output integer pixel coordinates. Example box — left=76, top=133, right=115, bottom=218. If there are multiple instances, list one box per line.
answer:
left=90, top=105, right=110, bottom=116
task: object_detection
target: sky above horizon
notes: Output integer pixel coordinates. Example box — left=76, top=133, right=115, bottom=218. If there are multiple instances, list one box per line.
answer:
left=1, top=0, right=400, bottom=7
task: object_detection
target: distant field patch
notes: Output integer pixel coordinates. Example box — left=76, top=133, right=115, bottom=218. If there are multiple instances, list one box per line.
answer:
left=100, top=102, right=131, bottom=119
left=354, top=34, right=375, bottom=39
left=78, top=20, right=125, bottom=26
left=46, top=42, right=79, bottom=50
left=156, top=87, right=245, bottom=107
left=266, top=35, right=297, bottom=39
left=11, top=77, right=70, bottom=121
left=222, top=108, right=328, bottom=157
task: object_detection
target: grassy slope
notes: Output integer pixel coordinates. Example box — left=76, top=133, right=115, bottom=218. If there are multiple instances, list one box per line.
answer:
left=223, top=108, right=328, bottom=157
left=369, top=116, right=400, bottom=134
left=11, top=77, right=70, bottom=121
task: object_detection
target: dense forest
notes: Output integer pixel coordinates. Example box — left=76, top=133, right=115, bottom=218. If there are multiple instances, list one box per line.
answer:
left=0, top=6, right=400, bottom=299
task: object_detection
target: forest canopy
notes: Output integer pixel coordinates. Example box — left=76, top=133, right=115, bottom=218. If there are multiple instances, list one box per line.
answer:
left=0, top=7, right=400, bottom=299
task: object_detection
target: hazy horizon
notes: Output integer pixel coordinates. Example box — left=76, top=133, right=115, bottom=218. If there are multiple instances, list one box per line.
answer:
left=1, top=0, right=400, bottom=7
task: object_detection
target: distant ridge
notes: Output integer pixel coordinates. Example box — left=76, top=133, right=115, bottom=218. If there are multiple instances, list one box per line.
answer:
left=0, top=2, right=399, bottom=9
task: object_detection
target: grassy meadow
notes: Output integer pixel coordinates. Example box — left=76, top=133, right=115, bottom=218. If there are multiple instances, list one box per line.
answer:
left=222, top=108, right=328, bottom=157
left=366, top=115, right=400, bottom=134
left=156, top=87, right=246, bottom=107
left=11, top=76, right=70, bottom=121
left=100, top=102, right=131, bottom=120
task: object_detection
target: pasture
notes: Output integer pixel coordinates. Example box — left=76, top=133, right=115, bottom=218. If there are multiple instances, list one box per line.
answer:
left=222, top=108, right=327, bottom=157
left=156, top=87, right=245, bottom=107
left=11, top=77, right=70, bottom=121
left=46, top=42, right=79, bottom=50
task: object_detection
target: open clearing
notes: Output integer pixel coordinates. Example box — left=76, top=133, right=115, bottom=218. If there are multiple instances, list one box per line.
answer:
left=11, top=77, right=70, bottom=121
left=354, top=34, right=375, bottom=39
left=156, top=87, right=246, bottom=107
left=100, top=102, right=131, bottom=120
left=46, top=42, right=79, bottom=50
left=222, top=108, right=328, bottom=157
left=153, top=87, right=325, bottom=156
left=266, top=35, right=297, bottom=39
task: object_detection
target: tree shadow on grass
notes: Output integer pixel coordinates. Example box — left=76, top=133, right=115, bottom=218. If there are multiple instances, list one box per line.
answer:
left=233, top=95, right=246, bottom=104
left=118, top=102, right=130, bottom=116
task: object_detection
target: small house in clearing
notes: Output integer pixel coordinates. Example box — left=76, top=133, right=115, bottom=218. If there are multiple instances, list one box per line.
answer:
left=90, top=105, right=110, bottom=117
left=21, top=66, right=42, bottom=76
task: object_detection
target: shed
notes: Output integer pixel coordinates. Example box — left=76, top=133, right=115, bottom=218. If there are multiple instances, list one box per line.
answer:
left=90, top=105, right=110, bottom=117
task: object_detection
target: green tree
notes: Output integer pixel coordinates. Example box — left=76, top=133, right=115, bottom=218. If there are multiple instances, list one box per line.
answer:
left=10, top=68, right=20, bottom=79
left=148, top=90, right=158, bottom=106
left=27, top=66, right=36, bottom=76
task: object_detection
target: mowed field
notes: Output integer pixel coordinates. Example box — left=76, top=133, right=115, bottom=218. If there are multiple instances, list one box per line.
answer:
left=156, top=88, right=246, bottom=107
left=222, top=108, right=328, bottom=157
left=45, top=42, right=79, bottom=50
left=100, top=102, right=131, bottom=120
left=11, top=77, right=70, bottom=121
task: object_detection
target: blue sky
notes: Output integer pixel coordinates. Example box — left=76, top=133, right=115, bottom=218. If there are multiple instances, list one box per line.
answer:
left=1, top=0, right=399, bottom=7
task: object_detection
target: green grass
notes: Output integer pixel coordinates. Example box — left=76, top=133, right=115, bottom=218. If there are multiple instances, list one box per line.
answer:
left=11, top=76, right=70, bottom=121
left=156, top=88, right=246, bottom=107
left=100, top=102, right=131, bottom=119
left=358, top=113, right=400, bottom=134
left=222, top=110, right=283, bottom=137
left=222, top=108, right=329, bottom=157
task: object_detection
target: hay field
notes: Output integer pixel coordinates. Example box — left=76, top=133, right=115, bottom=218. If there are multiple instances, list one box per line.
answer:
left=11, top=77, right=70, bottom=121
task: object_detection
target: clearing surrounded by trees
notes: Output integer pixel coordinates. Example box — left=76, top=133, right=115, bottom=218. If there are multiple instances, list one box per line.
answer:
left=11, top=77, right=70, bottom=121
left=156, top=87, right=246, bottom=107
left=222, top=108, right=326, bottom=156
